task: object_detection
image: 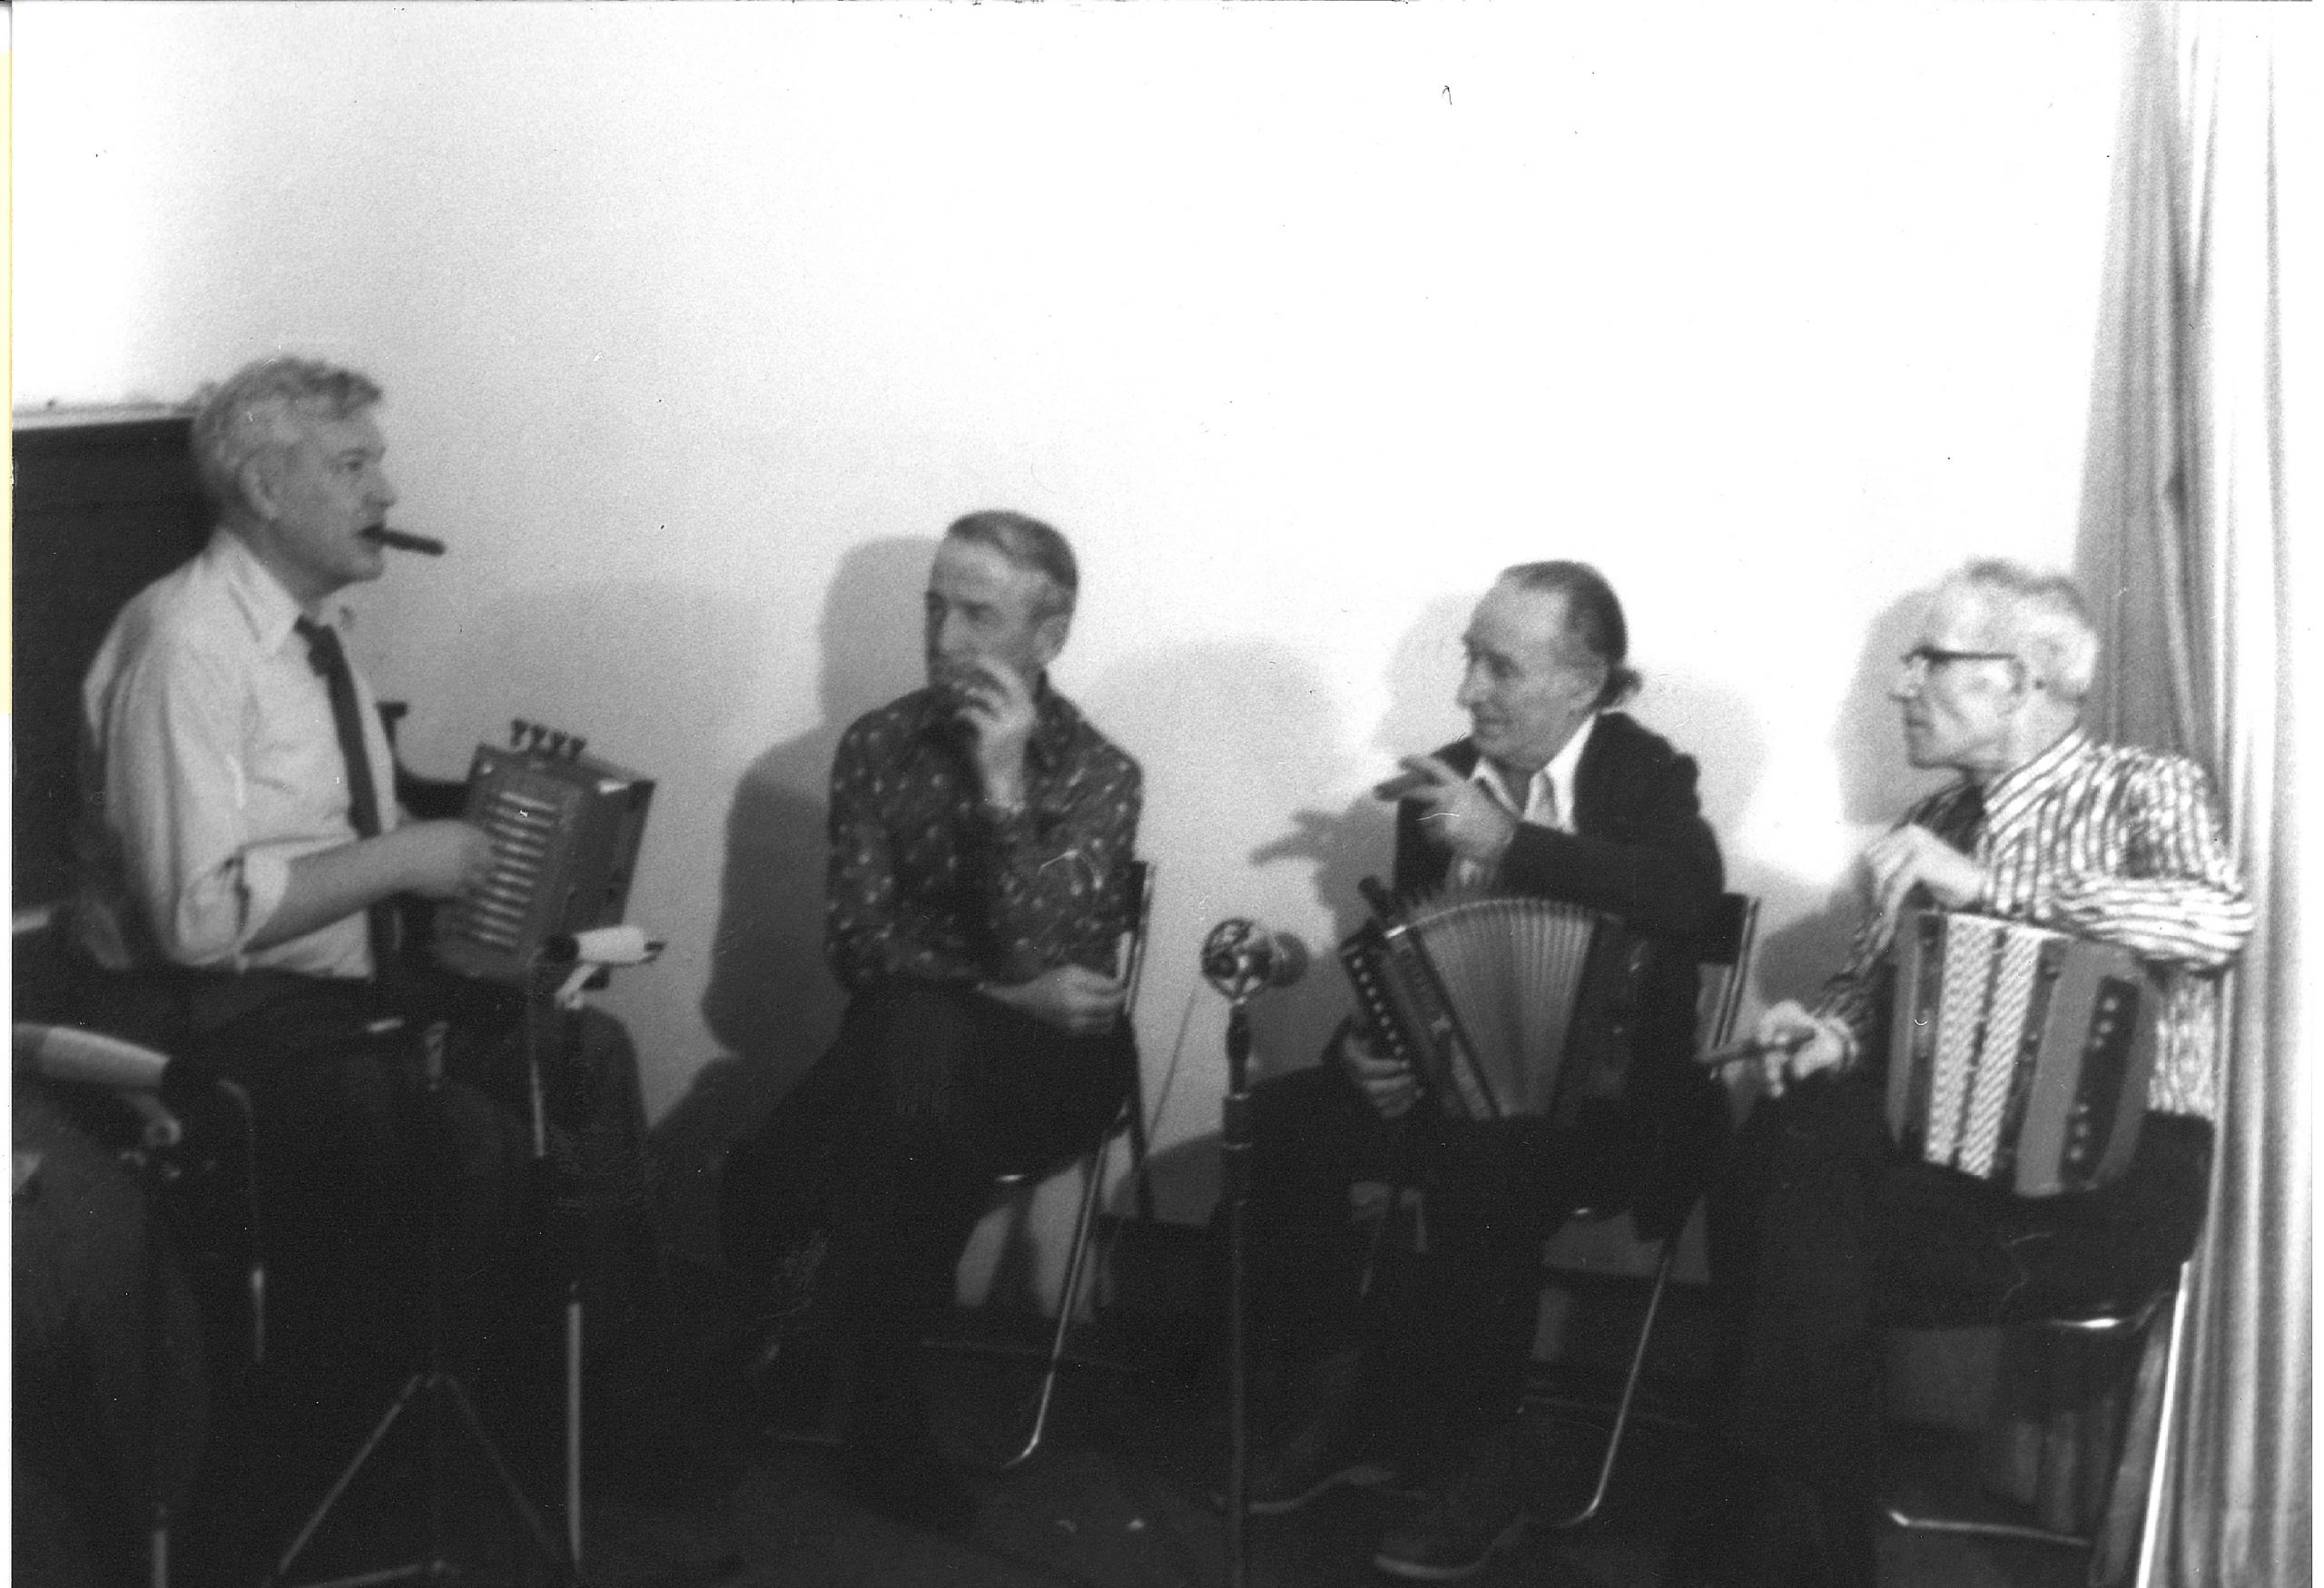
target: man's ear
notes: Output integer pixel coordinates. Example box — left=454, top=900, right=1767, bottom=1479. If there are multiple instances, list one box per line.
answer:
left=1031, top=611, right=1071, bottom=670
left=237, top=452, right=281, bottom=523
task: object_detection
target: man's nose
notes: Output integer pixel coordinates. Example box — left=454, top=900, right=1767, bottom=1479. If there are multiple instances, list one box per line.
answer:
left=1454, top=660, right=1490, bottom=709
left=370, top=471, right=398, bottom=510
left=932, top=608, right=972, bottom=656
left=1888, top=666, right=1921, bottom=704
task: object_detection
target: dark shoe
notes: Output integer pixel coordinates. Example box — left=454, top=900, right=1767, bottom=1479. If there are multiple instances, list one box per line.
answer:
left=1665, top=1458, right=1854, bottom=1588
left=842, top=1445, right=977, bottom=1533
left=842, top=1395, right=976, bottom=1534
left=1374, top=1427, right=1530, bottom=1582
left=1241, top=1403, right=1399, bottom=1516
left=739, top=1228, right=833, bottom=1383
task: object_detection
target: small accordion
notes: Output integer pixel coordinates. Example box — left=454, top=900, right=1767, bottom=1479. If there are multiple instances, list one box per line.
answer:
left=1338, top=878, right=1645, bottom=1123
left=1885, top=909, right=2159, bottom=1197
left=431, top=721, right=655, bottom=985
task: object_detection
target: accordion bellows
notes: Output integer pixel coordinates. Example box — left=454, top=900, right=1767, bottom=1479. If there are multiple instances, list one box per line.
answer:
left=1885, top=910, right=2159, bottom=1197
left=1339, top=882, right=1644, bottom=1122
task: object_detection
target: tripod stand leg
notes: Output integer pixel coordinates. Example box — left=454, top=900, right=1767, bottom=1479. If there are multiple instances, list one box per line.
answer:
left=442, top=1374, right=572, bottom=1573
left=566, top=1288, right=584, bottom=1567
left=264, top=1376, right=423, bottom=1588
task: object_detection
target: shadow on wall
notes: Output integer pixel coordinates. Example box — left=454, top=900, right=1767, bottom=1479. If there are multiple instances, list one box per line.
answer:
left=1238, top=593, right=1472, bottom=1084
left=1751, top=587, right=1948, bottom=1008
left=407, top=577, right=777, bottom=1243
left=639, top=537, right=940, bottom=1258
left=1072, top=638, right=1356, bottom=1225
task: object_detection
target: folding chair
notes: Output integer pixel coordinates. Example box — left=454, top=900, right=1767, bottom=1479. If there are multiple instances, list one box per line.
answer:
left=766, top=861, right=1159, bottom=1470
left=940, top=857, right=1159, bottom=1469
left=1883, top=1264, right=2190, bottom=1587
left=1534, top=890, right=1760, bottom=1530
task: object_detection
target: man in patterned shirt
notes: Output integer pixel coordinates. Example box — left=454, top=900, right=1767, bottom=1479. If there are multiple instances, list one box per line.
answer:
left=722, top=510, right=1142, bottom=1530
left=1675, top=559, right=2253, bottom=1588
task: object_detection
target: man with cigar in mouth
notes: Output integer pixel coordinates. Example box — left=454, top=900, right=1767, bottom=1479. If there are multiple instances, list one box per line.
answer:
left=70, top=356, right=650, bottom=1401
left=1240, top=561, right=1726, bottom=1582
left=721, top=510, right=1142, bottom=1529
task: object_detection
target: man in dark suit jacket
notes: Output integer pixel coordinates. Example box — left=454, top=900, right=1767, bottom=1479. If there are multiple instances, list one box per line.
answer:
left=1242, top=561, right=1726, bottom=1583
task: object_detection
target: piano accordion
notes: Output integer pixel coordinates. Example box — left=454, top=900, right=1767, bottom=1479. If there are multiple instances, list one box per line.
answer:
left=1338, top=879, right=1644, bottom=1123
left=1885, top=910, right=2159, bottom=1197
left=431, top=722, right=655, bottom=985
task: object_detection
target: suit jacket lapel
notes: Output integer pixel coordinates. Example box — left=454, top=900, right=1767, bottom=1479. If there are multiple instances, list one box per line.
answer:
left=1568, top=716, right=1622, bottom=838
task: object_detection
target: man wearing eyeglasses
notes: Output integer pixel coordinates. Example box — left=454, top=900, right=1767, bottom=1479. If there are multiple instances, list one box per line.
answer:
left=1673, top=559, right=2253, bottom=1588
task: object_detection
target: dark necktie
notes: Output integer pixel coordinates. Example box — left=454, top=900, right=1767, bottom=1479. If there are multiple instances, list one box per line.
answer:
left=296, top=617, right=398, bottom=977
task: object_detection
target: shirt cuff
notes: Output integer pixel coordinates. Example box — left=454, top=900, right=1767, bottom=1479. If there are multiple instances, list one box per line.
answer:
left=234, top=846, right=295, bottom=961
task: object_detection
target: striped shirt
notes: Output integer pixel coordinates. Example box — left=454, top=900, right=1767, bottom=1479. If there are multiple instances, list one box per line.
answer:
left=1817, top=726, right=2253, bottom=1119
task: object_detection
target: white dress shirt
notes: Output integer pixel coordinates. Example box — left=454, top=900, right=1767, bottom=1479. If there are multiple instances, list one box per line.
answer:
left=1452, top=715, right=1597, bottom=887
left=74, top=530, right=399, bottom=978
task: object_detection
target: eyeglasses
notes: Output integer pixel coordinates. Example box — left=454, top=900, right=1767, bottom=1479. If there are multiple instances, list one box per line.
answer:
left=1898, top=645, right=2019, bottom=676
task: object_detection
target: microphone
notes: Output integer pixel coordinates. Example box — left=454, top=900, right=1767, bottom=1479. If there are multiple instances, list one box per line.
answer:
left=539, top=924, right=663, bottom=966
left=1200, top=919, right=1310, bottom=994
left=359, top=526, right=448, bottom=556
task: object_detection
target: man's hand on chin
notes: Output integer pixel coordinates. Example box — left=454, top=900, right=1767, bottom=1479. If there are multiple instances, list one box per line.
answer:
left=954, top=657, right=1039, bottom=810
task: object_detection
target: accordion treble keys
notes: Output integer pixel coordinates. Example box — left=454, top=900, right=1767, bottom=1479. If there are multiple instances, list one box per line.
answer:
left=432, top=730, right=655, bottom=986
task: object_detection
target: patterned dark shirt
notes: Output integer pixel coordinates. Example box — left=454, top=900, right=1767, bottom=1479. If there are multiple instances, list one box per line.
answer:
left=1817, top=726, right=2253, bottom=1119
left=826, top=684, right=1143, bottom=992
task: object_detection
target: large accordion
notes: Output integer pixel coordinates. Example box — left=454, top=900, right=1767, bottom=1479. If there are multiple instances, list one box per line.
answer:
left=431, top=722, right=655, bottom=985
left=1338, top=879, right=1645, bottom=1123
left=1885, top=910, right=2160, bottom=1197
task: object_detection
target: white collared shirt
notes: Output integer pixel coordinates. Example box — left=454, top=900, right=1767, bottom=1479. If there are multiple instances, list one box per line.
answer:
left=1453, top=715, right=1597, bottom=886
left=74, top=530, right=399, bottom=978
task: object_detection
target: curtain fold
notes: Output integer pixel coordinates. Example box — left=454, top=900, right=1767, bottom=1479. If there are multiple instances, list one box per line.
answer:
left=2073, top=12, right=2308, bottom=1587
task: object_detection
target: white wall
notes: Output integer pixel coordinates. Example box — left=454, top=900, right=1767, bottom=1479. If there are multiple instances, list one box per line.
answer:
left=15, top=4, right=2128, bottom=1258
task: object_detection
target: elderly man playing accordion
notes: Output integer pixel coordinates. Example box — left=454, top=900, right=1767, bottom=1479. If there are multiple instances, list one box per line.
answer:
left=1241, top=561, right=1728, bottom=1582
left=68, top=357, right=651, bottom=1390
left=1673, top=559, right=2253, bottom=1588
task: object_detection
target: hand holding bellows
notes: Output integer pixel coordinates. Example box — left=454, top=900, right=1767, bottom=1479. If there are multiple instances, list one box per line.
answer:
left=1747, top=1001, right=1855, bottom=1098
left=1334, top=1020, right=1417, bottom=1120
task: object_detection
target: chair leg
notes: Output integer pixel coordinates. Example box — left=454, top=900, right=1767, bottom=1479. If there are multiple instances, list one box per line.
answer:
left=1541, top=1237, right=1678, bottom=1531
left=992, top=1133, right=1115, bottom=1472
left=2094, top=1280, right=2185, bottom=1588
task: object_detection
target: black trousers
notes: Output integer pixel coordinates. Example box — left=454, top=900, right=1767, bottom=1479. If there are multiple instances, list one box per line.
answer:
left=722, top=982, right=1131, bottom=1436
left=1245, top=1063, right=1647, bottom=1434
left=1696, top=1070, right=2213, bottom=1588
left=66, top=956, right=651, bottom=1386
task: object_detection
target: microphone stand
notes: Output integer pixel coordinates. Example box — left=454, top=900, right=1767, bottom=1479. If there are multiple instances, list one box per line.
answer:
left=1222, top=993, right=1255, bottom=1588
left=1200, top=920, right=1295, bottom=1588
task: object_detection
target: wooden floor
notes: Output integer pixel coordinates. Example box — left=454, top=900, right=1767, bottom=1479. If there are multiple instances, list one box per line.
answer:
left=172, top=1260, right=2099, bottom=1588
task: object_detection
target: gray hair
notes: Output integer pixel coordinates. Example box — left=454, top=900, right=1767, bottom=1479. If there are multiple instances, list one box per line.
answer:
left=1499, top=559, right=1642, bottom=709
left=1947, top=558, right=2100, bottom=701
left=944, top=510, right=1079, bottom=622
left=191, top=356, right=383, bottom=514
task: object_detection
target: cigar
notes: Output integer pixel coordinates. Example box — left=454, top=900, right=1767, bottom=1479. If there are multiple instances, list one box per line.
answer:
left=1373, top=769, right=1435, bottom=802
left=361, top=527, right=447, bottom=556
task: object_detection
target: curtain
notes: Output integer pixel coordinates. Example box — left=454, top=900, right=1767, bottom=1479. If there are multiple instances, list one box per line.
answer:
left=2073, top=11, right=2309, bottom=1587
